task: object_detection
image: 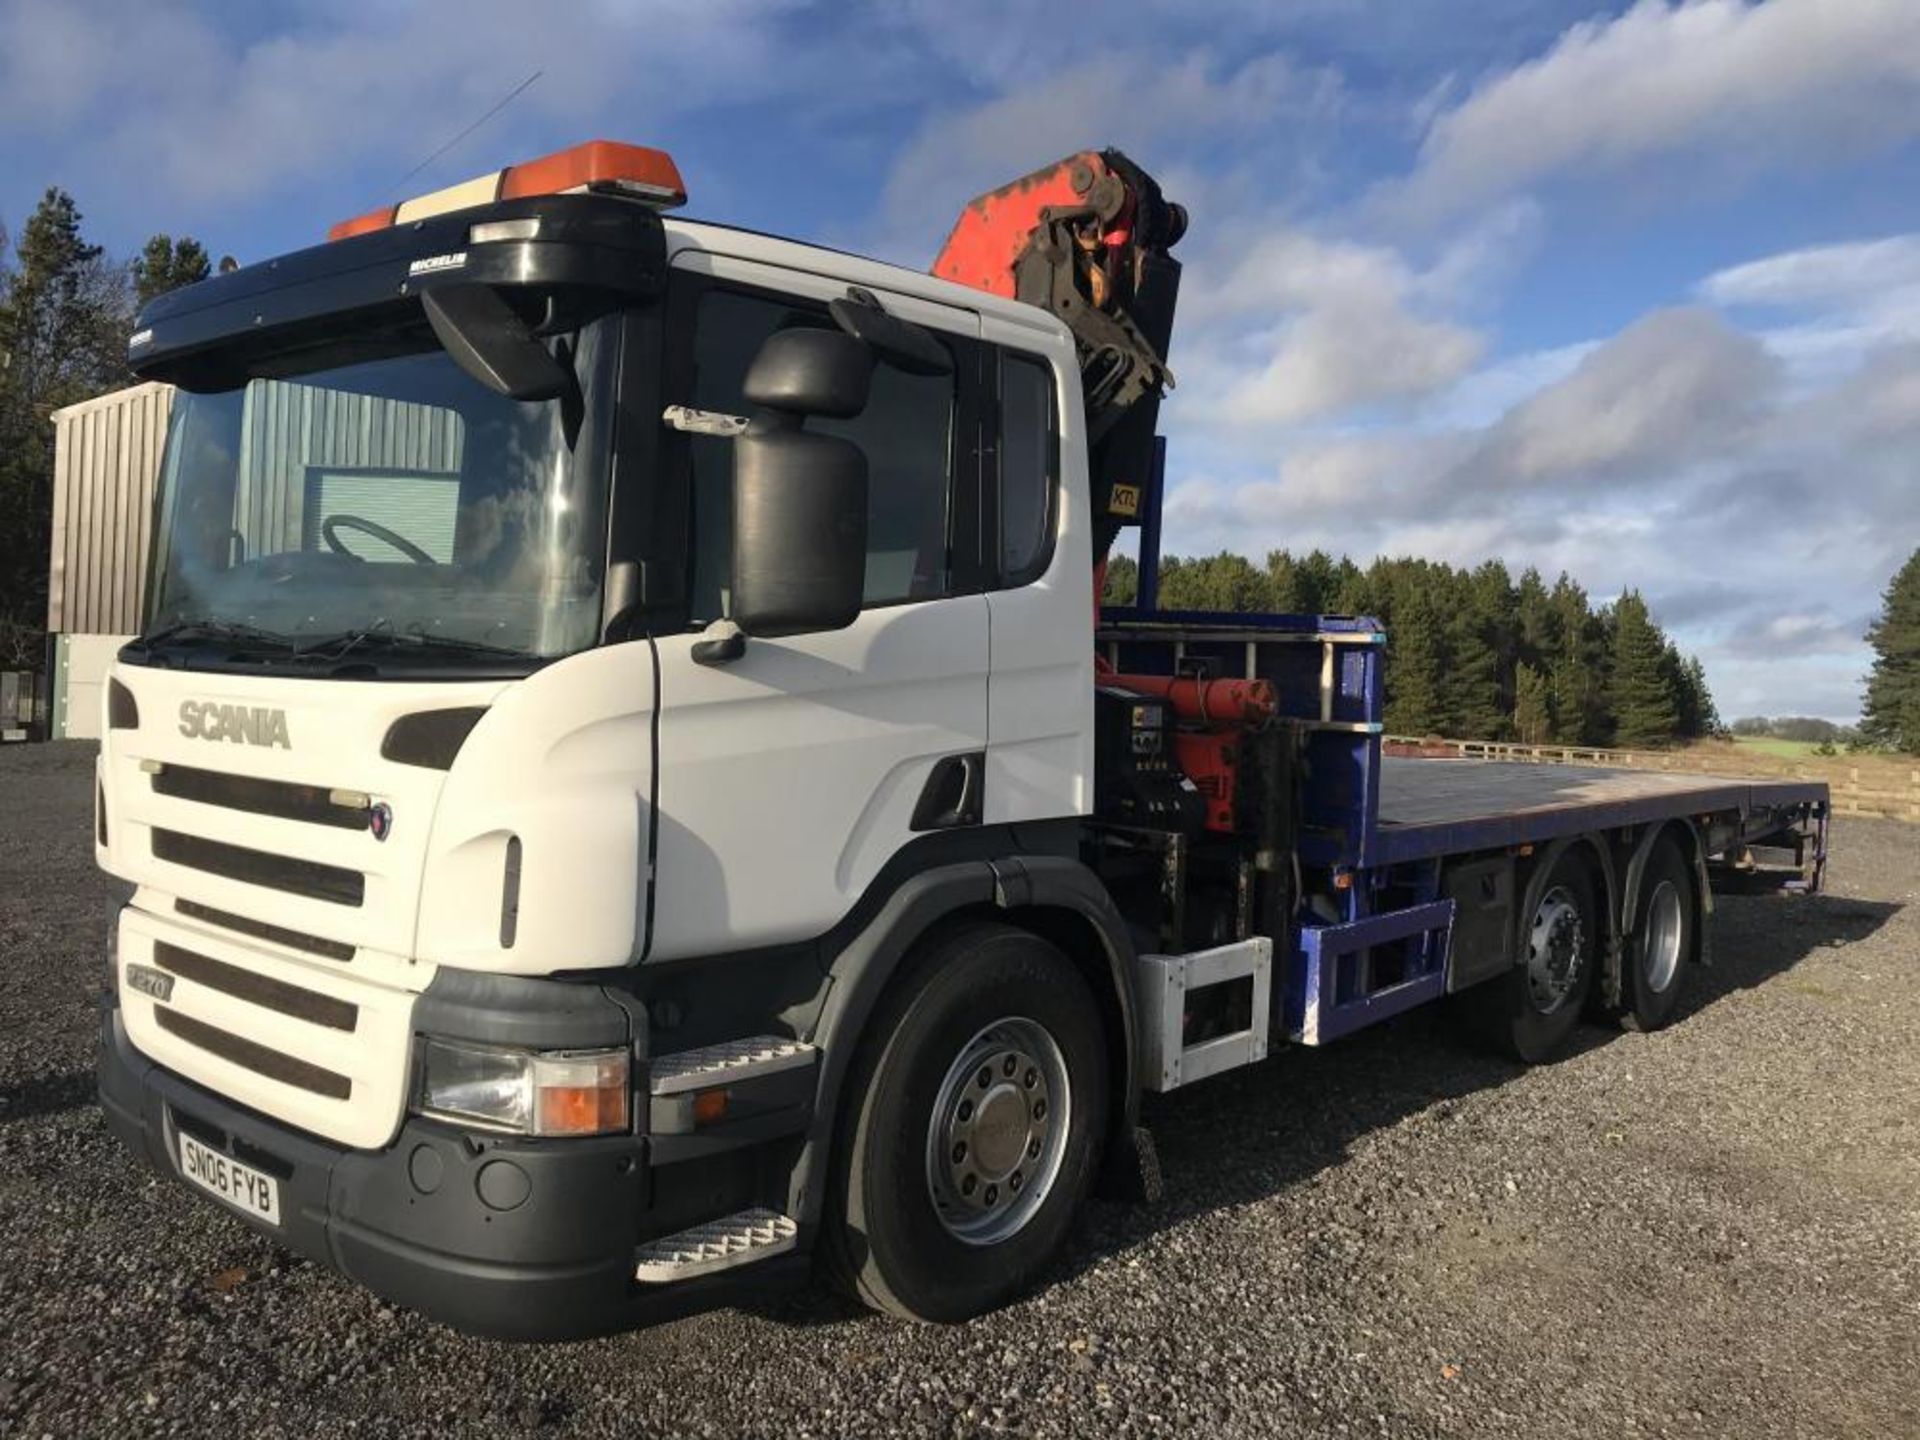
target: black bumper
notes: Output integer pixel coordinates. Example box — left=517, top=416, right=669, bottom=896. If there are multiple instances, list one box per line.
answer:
left=97, top=999, right=808, bottom=1340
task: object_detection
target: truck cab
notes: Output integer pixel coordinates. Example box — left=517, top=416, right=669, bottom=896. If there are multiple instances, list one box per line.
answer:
left=97, top=142, right=1125, bottom=1337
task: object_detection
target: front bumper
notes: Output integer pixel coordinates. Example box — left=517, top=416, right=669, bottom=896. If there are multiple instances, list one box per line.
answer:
left=97, top=995, right=808, bottom=1340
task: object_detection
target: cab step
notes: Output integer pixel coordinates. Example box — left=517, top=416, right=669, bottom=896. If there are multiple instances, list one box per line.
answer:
left=633, top=1209, right=799, bottom=1282
left=648, top=1036, right=816, bottom=1094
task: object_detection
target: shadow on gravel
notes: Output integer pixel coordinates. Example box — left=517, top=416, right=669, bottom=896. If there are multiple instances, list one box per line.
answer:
left=1689, top=892, right=1902, bottom=1012
left=0, top=1070, right=95, bottom=1125
left=750, top=889, right=1903, bottom=1330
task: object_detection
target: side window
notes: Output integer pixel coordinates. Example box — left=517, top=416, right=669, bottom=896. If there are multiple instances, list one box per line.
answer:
left=684, top=284, right=959, bottom=624
left=998, top=353, right=1058, bottom=585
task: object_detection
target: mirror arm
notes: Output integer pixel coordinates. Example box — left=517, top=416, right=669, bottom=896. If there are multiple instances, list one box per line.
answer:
left=692, top=619, right=747, bottom=667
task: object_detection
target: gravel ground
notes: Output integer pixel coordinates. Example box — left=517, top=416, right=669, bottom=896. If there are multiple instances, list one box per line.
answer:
left=2, top=740, right=1916, bottom=1439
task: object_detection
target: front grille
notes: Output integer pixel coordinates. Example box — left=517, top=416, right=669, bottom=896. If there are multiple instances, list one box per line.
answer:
left=151, top=764, right=369, bottom=831
left=175, top=899, right=355, bottom=962
left=153, top=940, right=358, bottom=1031
left=154, top=1007, right=353, bottom=1100
left=152, top=829, right=364, bottom=907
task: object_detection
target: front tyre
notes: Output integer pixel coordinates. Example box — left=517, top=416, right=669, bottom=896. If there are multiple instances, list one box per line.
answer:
left=825, top=923, right=1109, bottom=1322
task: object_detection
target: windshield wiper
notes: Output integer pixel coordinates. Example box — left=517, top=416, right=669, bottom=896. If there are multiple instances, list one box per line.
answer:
left=128, top=618, right=296, bottom=653
left=289, top=628, right=528, bottom=664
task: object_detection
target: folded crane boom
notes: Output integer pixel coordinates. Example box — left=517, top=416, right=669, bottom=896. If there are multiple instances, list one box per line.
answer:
left=933, top=148, right=1186, bottom=567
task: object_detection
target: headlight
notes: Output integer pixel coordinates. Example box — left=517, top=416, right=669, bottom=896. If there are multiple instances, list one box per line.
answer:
left=415, top=1038, right=630, bottom=1137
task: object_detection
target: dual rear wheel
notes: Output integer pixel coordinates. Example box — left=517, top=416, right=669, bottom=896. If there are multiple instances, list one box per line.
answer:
left=1470, top=836, right=1698, bottom=1062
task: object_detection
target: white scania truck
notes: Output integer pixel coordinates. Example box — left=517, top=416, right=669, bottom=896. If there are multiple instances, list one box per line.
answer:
left=94, top=140, right=1829, bottom=1338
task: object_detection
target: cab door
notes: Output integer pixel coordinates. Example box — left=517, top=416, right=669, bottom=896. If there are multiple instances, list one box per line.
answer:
left=645, top=251, right=989, bottom=962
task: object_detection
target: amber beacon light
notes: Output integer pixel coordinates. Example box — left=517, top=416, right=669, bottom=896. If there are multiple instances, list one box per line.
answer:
left=327, top=139, right=688, bottom=241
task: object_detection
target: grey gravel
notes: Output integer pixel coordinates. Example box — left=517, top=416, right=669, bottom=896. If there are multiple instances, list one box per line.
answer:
left=2, top=739, right=1916, bottom=1439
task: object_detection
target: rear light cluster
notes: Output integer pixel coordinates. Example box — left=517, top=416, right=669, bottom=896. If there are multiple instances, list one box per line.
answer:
left=328, top=139, right=686, bottom=242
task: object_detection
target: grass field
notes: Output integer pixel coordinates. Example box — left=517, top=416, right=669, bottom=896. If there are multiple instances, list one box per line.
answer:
left=1730, top=735, right=1831, bottom=759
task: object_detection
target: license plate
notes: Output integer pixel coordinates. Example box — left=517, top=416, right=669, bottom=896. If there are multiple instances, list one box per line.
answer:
left=177, top=1130, right=281, bottom=1226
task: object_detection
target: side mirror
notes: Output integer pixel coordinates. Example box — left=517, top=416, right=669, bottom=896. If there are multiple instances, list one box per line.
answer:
left=422, top=284, right=572, bottom=401
left=731, top=329, right=872, bottom=637
left=829, top=289, right=953, bottom=376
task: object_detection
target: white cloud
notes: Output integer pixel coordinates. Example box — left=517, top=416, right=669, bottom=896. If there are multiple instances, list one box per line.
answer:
left=870, top=48, right=1342, bottom=261
left=1468, top=307, right=1779, bottom=484
left=0, top=0, right=806, bottom=213
left=1393, top=0, right=1920, bottom=221
left=1701, top=234, right=1920, bottom=309
left=1181, top=231, right=1486, bottom=426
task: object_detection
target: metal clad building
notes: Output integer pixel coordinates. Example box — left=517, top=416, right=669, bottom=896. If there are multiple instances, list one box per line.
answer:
left=47, top=383, right=174, bottom=739
left=48, top=382, right=174, bottom=636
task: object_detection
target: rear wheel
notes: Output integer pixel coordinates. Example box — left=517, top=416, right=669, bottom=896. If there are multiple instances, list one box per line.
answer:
left=1621, top=840, right=1696, bottom=1032
left=1469, top=848, right=1600, bottom=1062
left=824, top=922, right=1109, bottom=1322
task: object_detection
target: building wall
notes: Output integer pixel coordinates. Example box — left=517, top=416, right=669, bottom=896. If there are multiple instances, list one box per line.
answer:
left=51, top=633, right=135, bottom=740
left=47, top=382, right=175, bottom=637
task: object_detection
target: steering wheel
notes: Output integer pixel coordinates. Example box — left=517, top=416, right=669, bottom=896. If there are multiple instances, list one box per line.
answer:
left=321, top=513, right=435, bottom=565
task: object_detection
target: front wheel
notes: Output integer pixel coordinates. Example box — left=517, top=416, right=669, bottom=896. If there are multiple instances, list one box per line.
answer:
left=824, top=922, right=1109, bottom=1321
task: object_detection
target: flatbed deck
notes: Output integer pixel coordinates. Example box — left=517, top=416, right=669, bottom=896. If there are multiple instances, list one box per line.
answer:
left=1373, top=758, right=1829, bottom=864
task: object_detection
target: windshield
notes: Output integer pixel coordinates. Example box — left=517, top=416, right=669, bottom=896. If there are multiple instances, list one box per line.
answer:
left=140, top=317, right=615, bottom=671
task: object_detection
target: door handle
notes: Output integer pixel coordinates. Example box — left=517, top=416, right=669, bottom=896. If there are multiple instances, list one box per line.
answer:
left=911, top=751, right=984, bottom=831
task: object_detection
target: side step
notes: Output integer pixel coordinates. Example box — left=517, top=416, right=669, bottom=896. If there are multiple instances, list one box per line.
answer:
left=648, top=1036, right=817, bottom=1094
left=633, top=1209, right=799, bottom=1283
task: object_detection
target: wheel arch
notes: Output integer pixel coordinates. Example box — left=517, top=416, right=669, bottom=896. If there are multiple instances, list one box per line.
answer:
left=1518, top=832, right=1621, bottom=998
left=788, top=855, right=1139, bottom=1232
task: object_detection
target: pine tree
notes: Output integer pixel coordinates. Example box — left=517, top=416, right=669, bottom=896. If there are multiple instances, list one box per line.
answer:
left=133, top=234, right=211, bottom=307
left=1264, top=550, right=1304, bottom=611
left=1514, top=662, right=1553, bottom=744
left=0, top=189, right=136, bottom=665
left=1682, top=656, right=1719, bottom=737
left=1385, top=573, right=1450, bottom=736
left=1861, top=548, right=1920, bottom=752
left=1155, top=551, right=1272, bottom=612
left=1546, top=573, right=1602, bottom=745
left=1514, top=566, right=1555, bottom=671
left=1100, top=553, right=1138, bottom=607
left=1610, top=591, right=1681, bottom=748
left=1444, top=563, right=1509, bottom=739
left=1297, top=549, right=1342, bottom=614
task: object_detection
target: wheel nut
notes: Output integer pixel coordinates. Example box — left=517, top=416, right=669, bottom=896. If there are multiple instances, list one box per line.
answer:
left=957, top=1099, right=973, bottom=1122
left=1032, top=1099, right=1047, bottom=1121
left=962, top=1173, right=977, bottom=1196
left=983, top=1185, right=998, bottom=1206
left=1009, top=1172, right=1023, bottom=1193
left=1024, top=1068, right=1038, bottom=1088
left=1003, top=1056, right=1018, bottom=1078
left=977, top=1067, right=992, bottom=1088
left=952, top=1142, right=967, bottom=1163
left=1028, top=1139, right=1042, bottom=1159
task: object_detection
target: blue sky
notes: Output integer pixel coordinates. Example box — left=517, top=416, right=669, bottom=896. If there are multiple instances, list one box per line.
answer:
left=3, top=0, right=1916, bottom=721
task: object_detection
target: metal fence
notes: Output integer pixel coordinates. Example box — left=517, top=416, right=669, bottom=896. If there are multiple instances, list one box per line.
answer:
left=1384, top=736, right=1920, bottom=824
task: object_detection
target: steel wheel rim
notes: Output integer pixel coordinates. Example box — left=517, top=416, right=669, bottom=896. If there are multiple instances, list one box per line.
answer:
left=1643, top=879, right=1683, bottom=994
left=925, top=1016, right=1070, bottom=1247
left=1525, top=883, right=1587, bottom=1014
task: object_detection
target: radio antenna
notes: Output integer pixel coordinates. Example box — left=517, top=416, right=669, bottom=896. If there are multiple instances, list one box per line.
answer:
left=400, top=69, right=544, bottom=184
